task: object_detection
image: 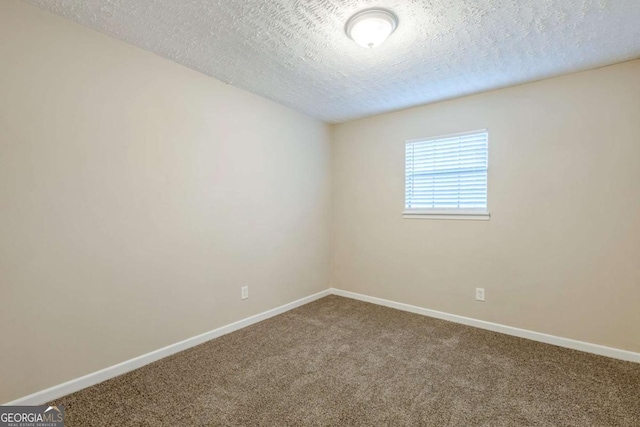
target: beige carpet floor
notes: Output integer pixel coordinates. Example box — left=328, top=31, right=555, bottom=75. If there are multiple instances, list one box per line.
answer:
left=50, top=295, right=639, bottom=426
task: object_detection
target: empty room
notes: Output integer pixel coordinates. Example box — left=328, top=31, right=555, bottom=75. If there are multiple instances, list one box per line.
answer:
left=1, top=0, right=639, bottom=425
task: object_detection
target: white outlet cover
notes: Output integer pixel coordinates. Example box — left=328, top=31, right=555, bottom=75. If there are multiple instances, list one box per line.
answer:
left=475, top=288, right=485, bottom=302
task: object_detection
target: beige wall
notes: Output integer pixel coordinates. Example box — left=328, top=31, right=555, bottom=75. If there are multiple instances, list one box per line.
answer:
left=2, top=0, right=639, bottom=406
left=331, top=60, right=640, bottom=353
left=0, top=0, right=331, bottom=403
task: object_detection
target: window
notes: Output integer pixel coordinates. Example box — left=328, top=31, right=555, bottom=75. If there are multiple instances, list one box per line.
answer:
left=404, top=130, right=489, bottom=220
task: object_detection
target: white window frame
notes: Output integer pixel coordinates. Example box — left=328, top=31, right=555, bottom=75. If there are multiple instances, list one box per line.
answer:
left=403, top=129, right=490, bottom=221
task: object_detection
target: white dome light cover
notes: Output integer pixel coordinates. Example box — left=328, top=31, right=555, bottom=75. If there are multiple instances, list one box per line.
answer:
left=345, top=8, right=398, bottom=48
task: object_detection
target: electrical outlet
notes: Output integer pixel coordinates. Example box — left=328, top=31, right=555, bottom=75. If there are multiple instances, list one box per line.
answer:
left=475, top=288, right=485, bottom=302
left=241, top=286, right=249, bottom=300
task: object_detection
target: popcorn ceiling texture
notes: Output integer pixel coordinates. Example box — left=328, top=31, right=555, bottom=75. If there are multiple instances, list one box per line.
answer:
left=23, top=0, right=640, bottom=122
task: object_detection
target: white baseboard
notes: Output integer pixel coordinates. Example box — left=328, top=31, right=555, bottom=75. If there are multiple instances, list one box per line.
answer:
left=6, top=287, right=637, bottom=405
left=330, top=288, right=640, bottom=363
left=4, top=289, right=331, bottom=406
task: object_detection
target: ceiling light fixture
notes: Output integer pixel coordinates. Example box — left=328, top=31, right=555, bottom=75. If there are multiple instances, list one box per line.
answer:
left=345, top=8, right=398, bottom=48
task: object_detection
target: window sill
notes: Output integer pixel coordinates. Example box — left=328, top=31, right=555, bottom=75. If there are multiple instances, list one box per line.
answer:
left=402, top=210, right=491, bottom=221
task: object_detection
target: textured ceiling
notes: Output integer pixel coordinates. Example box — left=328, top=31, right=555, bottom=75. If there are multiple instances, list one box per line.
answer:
left=23, top=0, right=640, bottom=123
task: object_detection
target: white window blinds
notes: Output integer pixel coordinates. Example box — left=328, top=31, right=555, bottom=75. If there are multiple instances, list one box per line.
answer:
left=405, top=130, right=488, bottom=212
